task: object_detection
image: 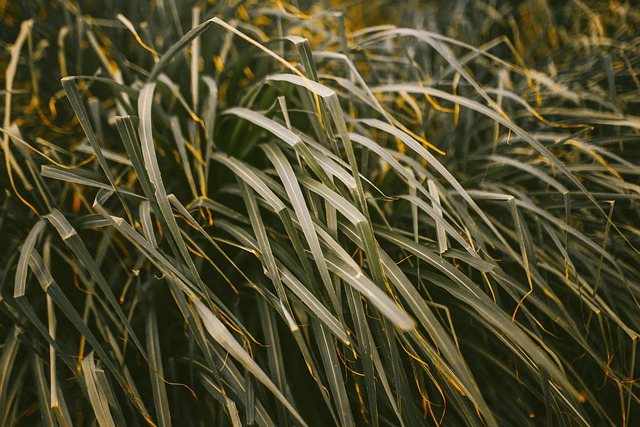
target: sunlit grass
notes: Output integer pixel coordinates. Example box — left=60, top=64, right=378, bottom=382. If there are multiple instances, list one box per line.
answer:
left=1, top=1, right=639, bottom=426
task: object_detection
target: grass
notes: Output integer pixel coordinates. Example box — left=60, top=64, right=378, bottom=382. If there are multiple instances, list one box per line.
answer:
left=1, top=0, right=639, bottom=425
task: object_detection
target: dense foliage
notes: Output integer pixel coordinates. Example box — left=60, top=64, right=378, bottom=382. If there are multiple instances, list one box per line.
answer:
left=1, top=1, right=639, bottom=426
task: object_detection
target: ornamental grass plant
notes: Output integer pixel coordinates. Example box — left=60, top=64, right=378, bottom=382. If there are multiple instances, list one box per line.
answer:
left=1, top=0, right=639, bottom=426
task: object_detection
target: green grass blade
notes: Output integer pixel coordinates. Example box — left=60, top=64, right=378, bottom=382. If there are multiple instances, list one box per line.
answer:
left=146, top=306, right=172, bottom=427
left=61, top=77, right=131, bottom=220
left=14, top=219, right=46, bottom=298
left=311, top=321, right=355, bottom=427
left=81, top=352, right=116, bottom=427
left=193, top=299, right=309, bottom=427
left=45, top=209, right=148, bottom=361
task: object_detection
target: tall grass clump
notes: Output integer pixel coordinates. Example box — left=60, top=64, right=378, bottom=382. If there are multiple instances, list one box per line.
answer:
left=1, top=0, right=639, bottom=425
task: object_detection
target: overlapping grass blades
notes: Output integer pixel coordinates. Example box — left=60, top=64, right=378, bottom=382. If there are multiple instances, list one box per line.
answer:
left=2, top=1, right=639, bottom=426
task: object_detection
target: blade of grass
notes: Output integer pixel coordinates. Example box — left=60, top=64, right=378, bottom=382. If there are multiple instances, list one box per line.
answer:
left=81, top=352, right=116, bottom=427
left=61, top=77, right=132, bottom=221
left=193, top=298, right=309, bottom=427
left=147, top=305, right=172, bottom=427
